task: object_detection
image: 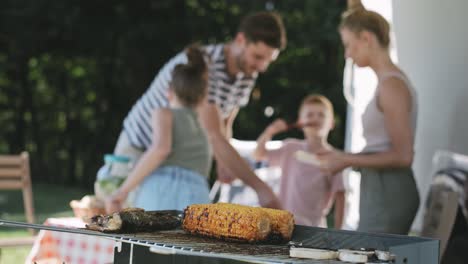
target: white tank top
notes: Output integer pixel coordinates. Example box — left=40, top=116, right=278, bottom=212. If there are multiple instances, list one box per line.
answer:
left=361, top=72, right=418, bottom=153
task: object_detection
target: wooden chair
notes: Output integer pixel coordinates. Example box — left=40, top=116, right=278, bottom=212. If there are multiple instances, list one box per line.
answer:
left=421, top=189, right=458, bottom=259
left=0, top=152, right=35, bottom=226
left=421, top=150, right=468, bottom=261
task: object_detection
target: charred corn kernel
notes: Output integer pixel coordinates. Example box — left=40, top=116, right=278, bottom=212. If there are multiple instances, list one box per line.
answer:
left=261, top=208, right=295, bottom=241
left=182, top=203, right=271, bottom=242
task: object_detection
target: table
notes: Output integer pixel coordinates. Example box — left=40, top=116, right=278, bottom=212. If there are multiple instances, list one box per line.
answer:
left=26, top=217, right=115, bottom=264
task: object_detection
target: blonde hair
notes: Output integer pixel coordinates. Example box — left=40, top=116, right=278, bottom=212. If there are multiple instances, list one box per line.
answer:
left=339, top=7, right=390, bottom=48
left=299, top=94, right=334, bottom=117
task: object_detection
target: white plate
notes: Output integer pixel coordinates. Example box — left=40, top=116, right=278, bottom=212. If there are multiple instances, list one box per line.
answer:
left=294, top=150, right=321, bottom=166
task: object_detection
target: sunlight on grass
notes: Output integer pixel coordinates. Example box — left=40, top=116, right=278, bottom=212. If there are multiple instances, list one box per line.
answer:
left=0, top=183, right=89, bottom=223
left=0, top=246, right=31, bottom=264
left=0, top=229, right=29, bottom=238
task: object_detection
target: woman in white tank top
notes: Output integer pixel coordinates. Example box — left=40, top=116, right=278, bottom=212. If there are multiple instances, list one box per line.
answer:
left=317, top=5, right=419, bottom=235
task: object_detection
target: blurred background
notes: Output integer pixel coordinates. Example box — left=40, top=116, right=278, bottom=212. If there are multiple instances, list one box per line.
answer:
left=2, top=0, right=468, bottom=262
left=0, top=1, right=343, bottom=261
left=0, top=0, right=346, bottom=189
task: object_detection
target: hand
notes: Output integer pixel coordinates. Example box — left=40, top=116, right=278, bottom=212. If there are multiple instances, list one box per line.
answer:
left=316, top=149, right=349, bottom=176
left=216, top=166, right=236, bottom=184
left=255, top=183, right=282, bottom=209
left=105, top=189, right=128, bottom=214
left=266, top=119, right=288, bottom=136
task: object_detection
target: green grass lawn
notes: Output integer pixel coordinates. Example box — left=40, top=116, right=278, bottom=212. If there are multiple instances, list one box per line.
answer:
left=0, top=183, right=89, bottom=263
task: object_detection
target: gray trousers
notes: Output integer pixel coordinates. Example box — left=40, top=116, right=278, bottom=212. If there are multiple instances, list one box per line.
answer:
left=358, top=167, right=420, bottom=235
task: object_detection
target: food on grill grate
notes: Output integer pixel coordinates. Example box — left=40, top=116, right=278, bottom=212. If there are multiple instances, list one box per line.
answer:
left=375, top=250, right=395, bottom=261
left=182, top=203, right=273, bottom=243
left=337, top=248, right=396, bottom=263
left=86, top=208, right=181, bottom=233
left=289, top=247, right=338, bottom=260
left=289, top=246, right=395, bottom=263
left=261, top=207, right=295, bottom=242
left=337, top=249, right=368, bottom=263
left=338, top=248, right=375, bottom=256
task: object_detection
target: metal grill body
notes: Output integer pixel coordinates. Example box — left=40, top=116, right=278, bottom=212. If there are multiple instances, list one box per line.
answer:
left=0, top=220, right=439, bottom=263
left=112, top=225, right=439, bottom=264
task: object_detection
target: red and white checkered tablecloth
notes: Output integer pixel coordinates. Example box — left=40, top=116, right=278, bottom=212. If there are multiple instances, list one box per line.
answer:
left=26, top=217, right=115, bottom=264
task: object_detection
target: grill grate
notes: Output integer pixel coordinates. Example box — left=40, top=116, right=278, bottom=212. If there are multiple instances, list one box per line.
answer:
left=0, top=219, right=438, bottom=264
left=114, top=230, right=326, bottom=263
left=111, top=228, right=401, bottom=263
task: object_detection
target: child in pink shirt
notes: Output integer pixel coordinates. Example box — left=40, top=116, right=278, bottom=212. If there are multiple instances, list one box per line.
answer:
left=253, top=95, right=345, bottom=228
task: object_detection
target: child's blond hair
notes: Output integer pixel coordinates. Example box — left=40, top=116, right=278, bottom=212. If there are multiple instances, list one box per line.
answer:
left=298, top=94, right=334, bottom=117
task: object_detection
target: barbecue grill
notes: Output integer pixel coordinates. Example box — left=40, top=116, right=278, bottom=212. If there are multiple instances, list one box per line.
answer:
left=1, top=219, right=438, bottom=263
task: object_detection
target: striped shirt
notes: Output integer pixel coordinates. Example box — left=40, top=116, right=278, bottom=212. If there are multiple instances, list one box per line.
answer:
left=123, top=44, right=257, bottom=149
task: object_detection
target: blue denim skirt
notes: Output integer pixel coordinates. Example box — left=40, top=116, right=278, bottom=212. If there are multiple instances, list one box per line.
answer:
left=133, top=166, right=211, bottom=211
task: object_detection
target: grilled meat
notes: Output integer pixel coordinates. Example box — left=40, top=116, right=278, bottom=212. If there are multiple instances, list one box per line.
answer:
left=86, top=208, right=181, bottom=233
left=289, top=247, right=338, bottom=260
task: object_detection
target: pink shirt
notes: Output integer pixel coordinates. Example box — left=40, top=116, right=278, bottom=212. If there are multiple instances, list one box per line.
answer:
left=266, top=139, right=345, bottom=227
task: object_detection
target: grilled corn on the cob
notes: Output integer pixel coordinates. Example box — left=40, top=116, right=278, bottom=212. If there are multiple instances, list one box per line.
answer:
left=182, top=203, right=271, bottom=242
left=261, top=207, right=295, bottom=241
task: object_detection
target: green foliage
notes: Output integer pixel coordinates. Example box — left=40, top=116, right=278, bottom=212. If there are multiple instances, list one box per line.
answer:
left=0, top=184, right=87, bottom=225
left=0, top=0, right=346, bottom=188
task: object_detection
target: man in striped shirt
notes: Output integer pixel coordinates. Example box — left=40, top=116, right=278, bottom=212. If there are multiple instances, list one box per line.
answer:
left=114, top=11, right=287, bottom=209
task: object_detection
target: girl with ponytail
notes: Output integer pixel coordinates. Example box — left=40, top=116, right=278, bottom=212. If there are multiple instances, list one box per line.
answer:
left=106, top=44, right=213, bottom=212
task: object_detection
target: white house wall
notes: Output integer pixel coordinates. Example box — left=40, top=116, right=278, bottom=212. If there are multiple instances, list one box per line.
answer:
left=392, top=0, right=468, bottom=231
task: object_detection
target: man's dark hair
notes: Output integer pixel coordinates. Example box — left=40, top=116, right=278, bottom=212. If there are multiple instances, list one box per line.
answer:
left=238, top=11, right=287, bottom=50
